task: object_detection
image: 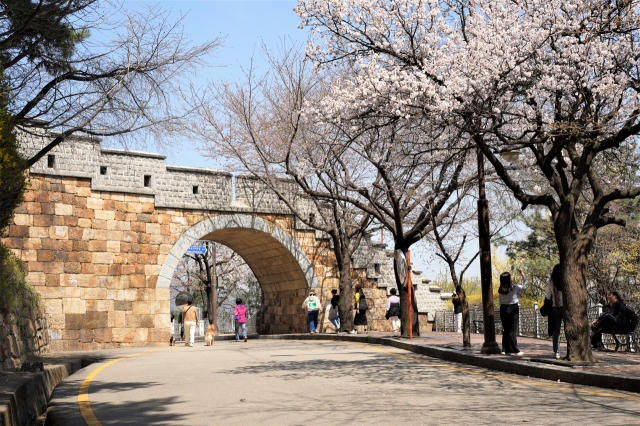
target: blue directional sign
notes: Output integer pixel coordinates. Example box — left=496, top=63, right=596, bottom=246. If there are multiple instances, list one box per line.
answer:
left=186, top=245, right=207, bottom=254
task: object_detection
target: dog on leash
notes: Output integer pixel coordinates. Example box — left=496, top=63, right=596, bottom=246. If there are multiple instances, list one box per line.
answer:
left=205, top=324, right=215, bottom=346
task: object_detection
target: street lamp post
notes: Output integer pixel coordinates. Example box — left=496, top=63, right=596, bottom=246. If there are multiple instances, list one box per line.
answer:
left=477, top=147, right=501, bottom=354
left=209, top=242, right=219, bottom=336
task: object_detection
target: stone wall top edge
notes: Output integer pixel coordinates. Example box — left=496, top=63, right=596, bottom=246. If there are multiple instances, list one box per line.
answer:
left=92, top=185, right=157, bottom=196
left=29, top=171, right=93, bottom=180
left=100, top=148, right=166, bottom=160
left=165, top=165, right=232, bottom=176
left=19, top=126, right=102, bottom=143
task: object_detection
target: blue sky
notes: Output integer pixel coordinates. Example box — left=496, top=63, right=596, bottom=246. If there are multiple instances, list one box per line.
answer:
left=122, top=0, right=306, bottom=169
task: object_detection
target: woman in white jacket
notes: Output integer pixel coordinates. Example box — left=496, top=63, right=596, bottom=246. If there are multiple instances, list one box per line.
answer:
left=302, top=290, right=323, bottom=333
left=546, top=265, right=563, bottom=359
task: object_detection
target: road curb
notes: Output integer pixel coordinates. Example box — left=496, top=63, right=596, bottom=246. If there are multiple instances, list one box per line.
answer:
left=0, top=360, right=82, bottom=426
left=269, top=334, right=640, bottom=394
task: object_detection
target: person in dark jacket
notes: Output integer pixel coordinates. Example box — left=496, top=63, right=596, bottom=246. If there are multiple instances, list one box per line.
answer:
left=591, top=291, right=626, bottom=349
left=351, top=285, right=368, bottom=334
left=452, top=291, right=462, bottom=333
left=329, top=289, right=340, bottom=332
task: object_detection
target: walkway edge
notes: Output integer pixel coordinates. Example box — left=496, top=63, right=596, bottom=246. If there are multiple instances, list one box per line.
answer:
left=0, top=360, right=82, bottom=426
left=268, top=334, right=640, bottom=393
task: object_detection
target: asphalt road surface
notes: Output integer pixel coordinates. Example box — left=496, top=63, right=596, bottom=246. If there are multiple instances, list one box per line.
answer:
left=47, top=340, right=640, bottom=425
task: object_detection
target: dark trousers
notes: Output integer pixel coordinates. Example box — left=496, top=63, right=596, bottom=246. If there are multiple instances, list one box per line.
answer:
left=591, top=314, right=624, bottom=347
left=500, top=303, right=520, bottom=353
left=552, top=307, right=563, bottom=353
left=307, top=310, right=319, bottom=332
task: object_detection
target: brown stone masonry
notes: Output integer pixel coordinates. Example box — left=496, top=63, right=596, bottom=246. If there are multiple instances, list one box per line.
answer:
left=5, top=174, right=394, bottom=351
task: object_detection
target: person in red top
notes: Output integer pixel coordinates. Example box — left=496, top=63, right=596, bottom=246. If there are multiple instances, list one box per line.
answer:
left=234, top=298, right=248, bottom=342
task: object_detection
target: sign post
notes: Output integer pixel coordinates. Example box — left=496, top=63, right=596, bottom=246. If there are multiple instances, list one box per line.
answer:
left=186, top=245, right=207, bottom=255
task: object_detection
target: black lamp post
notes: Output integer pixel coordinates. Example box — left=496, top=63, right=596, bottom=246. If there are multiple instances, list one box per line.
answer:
left=477, top=147, right=501, bottom=354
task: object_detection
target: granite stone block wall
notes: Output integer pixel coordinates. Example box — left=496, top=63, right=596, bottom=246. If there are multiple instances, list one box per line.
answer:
left=0, top=294, right=49, bottom=371
left=5, top=135, right=440, bottom=351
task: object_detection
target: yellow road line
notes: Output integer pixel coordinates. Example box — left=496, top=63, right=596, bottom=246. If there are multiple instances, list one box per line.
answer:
left=346, top=341, right=640, bottom=402
left=77, top=349, right=169, bottom=426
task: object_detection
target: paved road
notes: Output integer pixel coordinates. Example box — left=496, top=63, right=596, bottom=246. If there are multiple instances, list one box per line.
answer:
left=48, top=340, right=640, bottom=425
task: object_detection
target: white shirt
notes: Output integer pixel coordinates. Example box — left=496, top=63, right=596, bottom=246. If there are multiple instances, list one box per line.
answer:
left=499, top=276, right=529, bottom=305
left=545, top=279, right=563, bottom=308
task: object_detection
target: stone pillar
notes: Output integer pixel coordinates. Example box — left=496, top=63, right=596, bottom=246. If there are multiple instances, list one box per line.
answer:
left=517, top=303, right=522, bottom=336
left=533, top=302, right=539, bottom=339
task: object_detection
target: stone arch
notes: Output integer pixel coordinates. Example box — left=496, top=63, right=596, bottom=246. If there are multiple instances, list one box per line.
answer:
left=157, top=214, right=320, bottom=333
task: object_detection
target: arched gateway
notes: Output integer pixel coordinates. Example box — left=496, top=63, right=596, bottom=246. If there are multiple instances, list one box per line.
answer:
left=6, top=134, right=446, bottom=352
left=159, top=214, right=319, bottom=334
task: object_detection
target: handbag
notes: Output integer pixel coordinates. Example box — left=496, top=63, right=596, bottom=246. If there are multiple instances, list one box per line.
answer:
left=540, top=298, right=552, bottom=317
left=329, top=306, right=339, bottom=320
left=358, top=295, right=368, bottom=310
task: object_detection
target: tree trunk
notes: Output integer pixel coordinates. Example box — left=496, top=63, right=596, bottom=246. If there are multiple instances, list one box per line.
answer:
left=555, top=215, right=595, bottom=361
left=338, top=257, right=354, bottom=332
left=206, top=284, right=214, bottom=325
left=461, top=290, right=471, bottom=349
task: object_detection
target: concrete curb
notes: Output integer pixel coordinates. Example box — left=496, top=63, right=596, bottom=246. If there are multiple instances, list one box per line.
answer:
left=0, top=360, right=82, bottom=426
left=268, top=334, right=640, bottom=394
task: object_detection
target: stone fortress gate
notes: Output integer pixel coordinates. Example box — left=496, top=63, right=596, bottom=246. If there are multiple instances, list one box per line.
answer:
left=5, top=134, right=447, bottom=351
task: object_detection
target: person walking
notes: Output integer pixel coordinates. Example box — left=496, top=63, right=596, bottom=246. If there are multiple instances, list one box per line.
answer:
left=498, top=269, right=528, bottom=355
left=329, top=289, right=340, bottom=332
left=351, top=285, right=368, bottom=334
left=182, top=299, right=198, bottom=347
left=302, top=290, right=322, bottom=333
left=386, top=288, right=401, bottom=333
left=234, top=298, right=248, bottom=342
left=546, top=264, right=564, bottom=359
left=452, top=291, right=462, bottom=333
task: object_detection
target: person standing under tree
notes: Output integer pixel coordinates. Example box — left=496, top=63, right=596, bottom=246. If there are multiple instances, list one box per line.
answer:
left=386, top=288, right=401, bottom=333
left=546, top=264, right=564, bottom=359
left=452, top=291, right=462, bottom=333
left=182, top=299, right=198, bottom=347
left=351, top=285, right=368, bottom=334
left=498, top=269, right=528, bottom=355
left=329, top=289, right=340, bottom=332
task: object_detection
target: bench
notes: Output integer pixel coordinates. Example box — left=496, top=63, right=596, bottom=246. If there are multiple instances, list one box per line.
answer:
left=604, top=329, right=637, bottom=352
left=602, top=317, right=638, bottom=352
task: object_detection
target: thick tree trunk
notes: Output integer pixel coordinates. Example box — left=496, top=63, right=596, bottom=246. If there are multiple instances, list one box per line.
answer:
left=555, top=215, right=595, bottom=362
left=338, top=260, right=354, bottom=332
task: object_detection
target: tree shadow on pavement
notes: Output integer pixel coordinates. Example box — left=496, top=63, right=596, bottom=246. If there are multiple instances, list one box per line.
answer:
left=217, top=341, right=640, bottom=424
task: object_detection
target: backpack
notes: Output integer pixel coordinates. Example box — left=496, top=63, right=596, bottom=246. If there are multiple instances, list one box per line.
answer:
left=358, top=294, right=368, bottom=310
left=388, top=302, right=401, bottom=317
left=622, top=306, right=637, bottom=332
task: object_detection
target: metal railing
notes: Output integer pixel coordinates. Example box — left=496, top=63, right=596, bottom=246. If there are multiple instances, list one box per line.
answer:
left=433, top=303, right=638, bottom=352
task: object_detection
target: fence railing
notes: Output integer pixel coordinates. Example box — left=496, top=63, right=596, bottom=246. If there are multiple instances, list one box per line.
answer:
left=433, top=303, right=638, bottom=352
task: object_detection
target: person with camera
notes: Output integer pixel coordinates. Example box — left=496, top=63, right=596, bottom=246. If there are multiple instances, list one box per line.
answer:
left=498, top=269, right=529, bottom=355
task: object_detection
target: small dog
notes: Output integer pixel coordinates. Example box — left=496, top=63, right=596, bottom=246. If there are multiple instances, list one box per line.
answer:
left=205, top=324, right=215, bottom=346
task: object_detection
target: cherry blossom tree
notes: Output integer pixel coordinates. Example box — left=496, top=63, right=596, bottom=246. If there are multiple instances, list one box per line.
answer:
left=196, top=43, right=373, bottom=332
left=296, top=0, right=640, bottom=360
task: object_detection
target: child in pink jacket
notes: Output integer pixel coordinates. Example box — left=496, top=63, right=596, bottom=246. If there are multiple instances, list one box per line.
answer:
left=234, top=298, right=248, bottom=342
